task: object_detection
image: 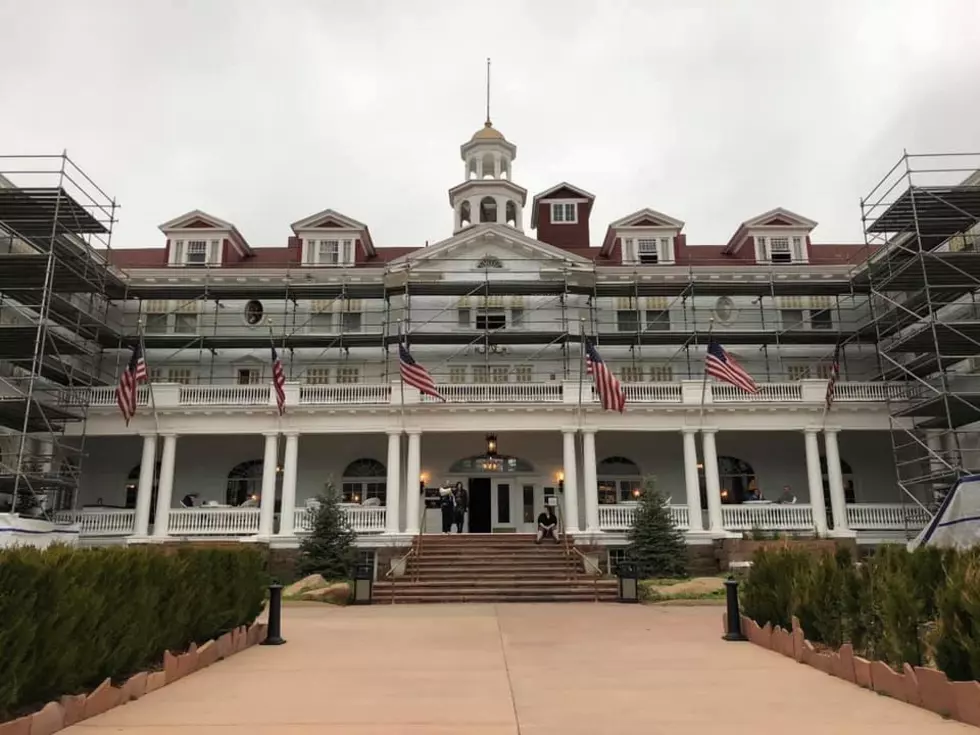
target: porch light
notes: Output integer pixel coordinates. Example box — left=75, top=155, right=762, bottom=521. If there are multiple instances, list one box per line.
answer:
left=420, top=471, right=429, bottom=484
left=616, top=560, right=640, bottom=603
left=352, top=562, right=373, bottom=605
left=485, top=434, right=498, bottom=456
left=632, top=488, right=641, bottom=499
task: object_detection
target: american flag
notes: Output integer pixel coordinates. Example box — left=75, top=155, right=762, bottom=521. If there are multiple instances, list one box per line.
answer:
left=116, top=345, right=148, bottom=425
left=271, top=345, right=286, bottom=415
left=705, top=340, right=758, bottom=394
left=825, top=342, right=841, bottom=410
left=585, top=341, right=626, bottom=413
left=399, top=342, right=444, bottom=401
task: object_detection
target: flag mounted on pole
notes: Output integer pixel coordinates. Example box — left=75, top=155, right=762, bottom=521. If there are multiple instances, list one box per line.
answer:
left=271, top=345, right=286, bottom=415
left=399, top=342, right=445, bottom=401
left=705, top=339, right=758, bottom=394
left=824, top=341, right=842, bottom=411
left=116, top=344, right=148, bottom=425
left=585, top=340, right=626, bottom=413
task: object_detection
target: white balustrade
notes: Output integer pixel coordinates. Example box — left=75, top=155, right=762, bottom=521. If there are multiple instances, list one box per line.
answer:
left=596, top=503, right=689, bottom=531
left=713, top=382, right=802, bottom=402
left=179, top=385, right=270, bottom=406
left=294, top=504, right=387, bottom=534
left=834, top=382, right=911, bottom=402
left=299, top=384, right=390, bottom=405
left=433, top=382, right=563, bottom=403
left=623, top=382, right=683, bottom=403
left=167, top=507, right=261, bottom=536
left=52, top=509, right=136, bottom=536
left=721, top=503, right=815, bottom=531
left=846, top=503, right=931, bottom=530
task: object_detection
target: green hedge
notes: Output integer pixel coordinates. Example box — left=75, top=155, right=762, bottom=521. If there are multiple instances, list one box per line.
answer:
left=0, top=545, right=266, bottom=720
left=741, top=544, right=980, bottom=681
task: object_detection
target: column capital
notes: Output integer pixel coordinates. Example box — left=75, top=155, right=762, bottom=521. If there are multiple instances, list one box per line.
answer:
left=386, top=428, right=403, bottom=437
left=159, top=432, right=177, bottom=439
left=824, top=427, right=841, bottom=435
left=262, top=430, right=279, bottom=438
left=283, top=430, right=300, bottom=438
left=405, top=428, right=423, bottom=436
left=560, top=426, right=579, bottom=435
left=803, top=426, right=822, bottom=435
left=701, top=427, right=718, bottom=435
left=138, top=432, right=158, bottom=439
left=581, top=427, right=597, bottom=436
left=681, top=427, right=700, bottom=435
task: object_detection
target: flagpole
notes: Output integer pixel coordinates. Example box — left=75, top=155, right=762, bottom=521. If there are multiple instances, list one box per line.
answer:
left=577, top=318, right=586, bottom=429
left=398, top=319, right=407, bottom=430
left=137, top=319, right=161, bottom=436
left=820, top=341, right=840, bottom=430
left=267, top=319, right=283, bottom=430
left=698, top=318, right=715, bottom=428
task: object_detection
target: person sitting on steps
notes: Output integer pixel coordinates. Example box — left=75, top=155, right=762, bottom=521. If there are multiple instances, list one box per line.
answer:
left=535, top=505, right=560, bottom=544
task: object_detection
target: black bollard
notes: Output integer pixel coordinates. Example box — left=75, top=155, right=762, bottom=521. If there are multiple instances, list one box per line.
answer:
left=261, top=583, right=286, bottom=646
left=722, top=577, right=747, bottom=642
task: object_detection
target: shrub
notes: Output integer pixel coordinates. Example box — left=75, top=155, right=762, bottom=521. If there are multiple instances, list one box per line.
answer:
left=625, top=479, right=687, bottom=579
left=934, top=549, right=980, bottom=681
left=296, top=486, right=357, bottom=580
left=0, top=545, right=265, bottom=720
left=740, top=546, right=811, bottom=629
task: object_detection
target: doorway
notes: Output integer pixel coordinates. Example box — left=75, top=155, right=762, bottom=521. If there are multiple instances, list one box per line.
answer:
left=468, top=478, right=491, bottom=533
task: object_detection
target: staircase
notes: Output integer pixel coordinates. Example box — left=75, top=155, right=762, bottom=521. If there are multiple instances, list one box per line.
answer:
left=373, top=534, right=618, bottom=604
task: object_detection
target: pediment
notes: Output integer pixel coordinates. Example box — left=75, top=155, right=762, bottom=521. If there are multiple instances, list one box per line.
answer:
left=159, top=209, right=233, bottom=233
left=743, top=207, right=817, bottom=230
left=290, top=208, right=367, bottom=233
left=610, top=208, right=685, bottom=230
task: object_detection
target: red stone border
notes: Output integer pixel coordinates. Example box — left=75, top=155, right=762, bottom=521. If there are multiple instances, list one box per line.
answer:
left=730, top=613, right=980, bottom=728
left=0, top=621, right=268, bottom=735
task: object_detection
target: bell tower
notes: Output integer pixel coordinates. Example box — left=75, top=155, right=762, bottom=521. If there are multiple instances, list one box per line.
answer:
left=448, top=60, right=527, bottom=233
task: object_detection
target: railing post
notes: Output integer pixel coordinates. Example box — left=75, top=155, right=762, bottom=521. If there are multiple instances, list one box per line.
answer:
left=723, top=578, right=748, bottom=642
left=261, top=583, right=286, bottom=646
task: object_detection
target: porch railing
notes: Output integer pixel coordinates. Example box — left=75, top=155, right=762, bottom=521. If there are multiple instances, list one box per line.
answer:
left=293, top=504, right=387, bottom=534
left=180, top=385, right=271, bottom=406
left=713, top=382, right=802, bottom=403
left=597, top=503, right=689, bottom=531
left=846, top=502, right=932, bottom=530
left=622, top=383, right=683, bottom=403
left=721, top=503, right=815, bottom=531
left=52, top=509, right=136, bottom=536
left=431, top=382, right=563, bottom=404
left=167, top=508, right=261, bottom=536
left=300, top=384, right=391, bottom=405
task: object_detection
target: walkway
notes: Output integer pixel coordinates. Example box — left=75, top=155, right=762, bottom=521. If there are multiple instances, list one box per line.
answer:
left=68, top=604, right=972, bottom=734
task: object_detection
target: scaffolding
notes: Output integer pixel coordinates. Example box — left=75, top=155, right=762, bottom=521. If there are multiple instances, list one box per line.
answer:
left=0, top=154, right=123, bottom=515
left=860, top=152, right=980, bottom=513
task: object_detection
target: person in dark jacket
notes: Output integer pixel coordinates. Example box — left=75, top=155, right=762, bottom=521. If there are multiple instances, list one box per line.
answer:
left=453, top=482, right=468, bottom=533
left=439, top=486, right=455, bottom=534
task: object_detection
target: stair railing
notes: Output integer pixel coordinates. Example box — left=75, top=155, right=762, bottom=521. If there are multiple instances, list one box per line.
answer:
left=555, top=499, right=601, bottom=601
left=382, top=495, right=428, bottom=603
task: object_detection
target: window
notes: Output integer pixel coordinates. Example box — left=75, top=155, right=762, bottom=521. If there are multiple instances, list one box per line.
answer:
left=637, top=239, right=659, bottom=264
left=769, top=237, right=792, bottom=264
left=476, top=309, right=506, bottom=330
left=810, top=309, right=833, bottom=330
left=244, top=300, right=264, bottom=326
left=781, top=309, right=805, bottom=329
left=490, top=365, right=510, bottom=383
left=341, top=312, right=362, bottom=332
left=514, top=365, right=532, bottom=383
left=510, top=308, right=524, bottom=328
left=336, top=366, right=359, bottom=384
left=310, top=312, right=334, bottom=332
left=449, top=366, right=467, bottom=384
left=497, top=483, right=511, bottom=523
left=815, top=363, right=834, bottom=380
left=457, top=308, right=471, bottom=328
left=644, top=310, right=670, bottom=331
left=523, top=485, right=535, bottom=524
left=186, top=240, right=208, bottom=266
left=617, top=310, right=639, bottom=332
left=237, top=368, right=261, bottom=385
left=551, top=202, right=577, bottom=223
left=473, top=365, right=489, bottom=383
left=341, top=458, right=386, bottom=505
left=314, top=239, right=353, bottom=266
left=714, top=296, right=736, bottom=324
left=167, top=368, right=194, bottom=385
left=650, top=364, right=673, bottom=382
left=145, top=313, right=167, bottom=333
left=597, top=456, right=643, bottom=504
left=305, top=368, right=330, bottom=385
left=173, top=314, right=197, bottom=334
left=787, top=365, right=811, bottom=381
left=620, top=365, right=644, bottom=383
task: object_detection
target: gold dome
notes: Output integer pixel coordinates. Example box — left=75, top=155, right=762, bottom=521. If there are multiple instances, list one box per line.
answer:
left=471, top=121, right=505, bottom=141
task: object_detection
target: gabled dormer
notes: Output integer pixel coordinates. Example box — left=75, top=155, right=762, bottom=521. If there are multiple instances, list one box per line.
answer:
left=531, top=183, right=595, bottom=250
left=290, top=209, right=376, bottom=267
left=723, top=208, right=817, bottom=265
left=600, top=208, right=685, bottom=265
left=160, top=210, right=252, bottom=267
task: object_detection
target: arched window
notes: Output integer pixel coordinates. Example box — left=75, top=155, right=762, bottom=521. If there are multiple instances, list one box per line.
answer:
left=459, top=200, right=472, bottom=228
left=477, top=255, right=503, bottom=269
left=505, top=200, right=518, bottom=227
left=481, top=153, right=495, bottom=178
left=820, top=456, right=855, bottom=503
left=479, top=196, right=497, bottom=224
left=597, top=456, right=643, bottom=504
left=226, top=459, right=267, bottom=507
left=342, top=458, right=386, bottom=505
left=719, top=456, right=756, bottom=504
left=448, top=455, right=535, bottom=474
left=124, top=461, right=161, bottom=514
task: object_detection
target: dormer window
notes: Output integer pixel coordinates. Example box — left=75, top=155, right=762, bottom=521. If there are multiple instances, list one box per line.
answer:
left=551, top=202, right=577, bottom=224
left=186, top=240, right=208, bottom=266
left=622, top=237, right=674, bottom=265
left=307, top=238, right=354, bottom=266
left=756, top=235, right=805, bottom=264
left=170, top=238, right=220, bottom=267
left=637, top=239, right=660, bottom=264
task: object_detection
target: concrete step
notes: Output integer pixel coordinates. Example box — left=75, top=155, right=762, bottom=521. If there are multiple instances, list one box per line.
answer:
left=377, top=579, right=613, bottom=591
left=372, top=594, right=616, bottom=604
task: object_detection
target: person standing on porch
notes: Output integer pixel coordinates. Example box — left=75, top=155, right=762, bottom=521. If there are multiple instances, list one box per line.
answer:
left=453, top=482, right=468, bottom=533
left=439, top=486, right=455, bottom=534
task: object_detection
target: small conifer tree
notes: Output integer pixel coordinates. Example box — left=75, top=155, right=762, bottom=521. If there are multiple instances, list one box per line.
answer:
left=626, top=478, right=688, bottom=579
left=296, top=484, right=357, bottom=580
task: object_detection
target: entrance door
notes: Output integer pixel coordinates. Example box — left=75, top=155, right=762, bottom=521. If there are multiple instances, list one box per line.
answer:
left=468, top=477, right=491, bottom=533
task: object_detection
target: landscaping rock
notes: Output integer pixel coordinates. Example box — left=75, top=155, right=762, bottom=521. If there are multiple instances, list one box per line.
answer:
left=163, top=650, right=179, bottom=684
left=914, top=666, right=955, bottom=718
left=283, top=573, right=327, bottom=597
left=834, top=643, right=856, bottom=683
left=870, top=661, right=906, bottom=702
left=952, top=680, right=980, bottom=727
left=197, top=640, right=219, bottom=669
left=176, top=644, right=199, bottom=679
left=29, top=702, right=65, bottom=735
left=902, top=664, right=922, bottom=707
left=216, top=631, right=234, bottom=660
left=300, top=582, right=351, bottom=604
left=0, top=714, right=31, bottom=735
left=146, top=671, right=167, bottom=694
left=59, top=694, right=85, bottom=726
left=853, top=656, right=873, bottom=689
left=121, top=671, right=148, bottom=702
left=82, top=678, right=121, bottom=720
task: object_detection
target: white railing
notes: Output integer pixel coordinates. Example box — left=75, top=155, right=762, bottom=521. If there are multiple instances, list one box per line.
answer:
left=713, top=382, right=802, bottom=402
left=432, top=383, right=563, bottom=403
left=623, top=382, right=683, bottom=403
left=846, top=503, right=932, bottom=530
left=293, top=504, right=387, bottom=534
left=834, top=382, right=910, bottom=402
left=167, top=508, right=261, bottom=536
left=721, top=503, right=815, bottom=531
left=52, top=509, right=136, bottom=536
left=300, top=384, right=391, bottom=405
left=597, top=503, right=689, bottom=531
left=84, top=386, right=149, bottom=407
left=180, top=385, right=271, bottom=406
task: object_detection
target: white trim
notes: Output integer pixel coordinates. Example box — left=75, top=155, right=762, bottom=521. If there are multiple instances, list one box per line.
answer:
left=742, top=207, right=818, bottom=230
left=290, top=208, right=367, bottom=233
left=533, top=182, right=596, bottom=202
left=550, top=201, right=579, bottom=225
left=609, top=208, right=685, bottom=230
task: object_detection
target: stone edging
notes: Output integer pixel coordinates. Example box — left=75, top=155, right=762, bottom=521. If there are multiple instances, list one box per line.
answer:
left=726, top=613, right=980, bottom=728
left=0, top=621, right=268, bottom=735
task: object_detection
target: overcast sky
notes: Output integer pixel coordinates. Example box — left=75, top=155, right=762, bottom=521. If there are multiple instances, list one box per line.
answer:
left=1, top=0, right=978, bottom=251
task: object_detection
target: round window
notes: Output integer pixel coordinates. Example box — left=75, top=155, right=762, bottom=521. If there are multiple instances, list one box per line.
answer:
left=714, top=296, right=736, bottom=324
left=244, top=300, right=265, bottom=326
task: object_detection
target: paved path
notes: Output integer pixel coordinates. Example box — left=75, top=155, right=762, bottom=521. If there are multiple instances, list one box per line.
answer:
left=69, top=604, right=971, bottom=734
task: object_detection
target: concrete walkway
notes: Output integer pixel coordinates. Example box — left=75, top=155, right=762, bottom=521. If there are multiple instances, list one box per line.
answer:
left=68, top=604, right=972, bottom=734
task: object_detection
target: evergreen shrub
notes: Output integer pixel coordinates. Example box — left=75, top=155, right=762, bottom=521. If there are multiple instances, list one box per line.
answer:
left=296, top=486, right=357, bottom=580
left=626, top=479, right=687, bottom=579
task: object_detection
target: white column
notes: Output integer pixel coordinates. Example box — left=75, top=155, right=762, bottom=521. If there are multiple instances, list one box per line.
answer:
left=277, top=432, right=299, bottom=537
left=258, top=432, right=279, bottom=537
left=151, top=433, right=177, bottom=538
left=702, top=429, right=724, bottom=533
left=582, top=429, right=600, bottom=532
left=495, top=195, right=507, bottom=224
left=476, top=157, right=484, bottom=179
left=824, top=429, right=851, bottom=534
left=804, top=428, right=829, bottom=536
left=133, top=433, right=157, bottom=537
left=562, top=428, right=580, bottom=533
left=385, top=430, right=402, bottom=534
left=514, top=204, right=523, bottom=231
left=493, top=154, right=502, bottom=178
left=682, top=429, right=704, bottom=532
left=405, top=429, right=422, bottom=534
left=470, top=197, right=481, bottom=224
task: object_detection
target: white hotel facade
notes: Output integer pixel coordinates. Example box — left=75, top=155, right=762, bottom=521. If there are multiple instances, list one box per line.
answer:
left=5, top=133, right=977, bottom=561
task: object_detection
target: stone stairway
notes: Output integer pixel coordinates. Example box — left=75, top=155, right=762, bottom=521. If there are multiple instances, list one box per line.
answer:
left=373, top=534, right=618, bottom=603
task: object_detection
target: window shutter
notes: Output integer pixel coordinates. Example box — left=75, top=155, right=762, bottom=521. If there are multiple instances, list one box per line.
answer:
left=143, top=300, right=168, bottom=314
left=174, top=300, right=200, bottom=314
left=208, top=240, right=220, bottom=265
left=172, top=240, right=184, bottom=265
left=659, top=238, right=674, bottom=264
left=508, top=295, right=525, bottom=307
left=457, top=296, right=471, bottom=308
left=342, top=240, right=353, bottom=264
left=792, top=237, right=804, bottom=262
left=622, top=238, right=636, bottom=263
left=754, top=237, right=765, bottom=261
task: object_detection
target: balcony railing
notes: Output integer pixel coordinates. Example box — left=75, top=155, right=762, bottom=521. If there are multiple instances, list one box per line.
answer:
left=180, top=385, right=270, bottom=406
left=167, top=507, right=261, bottom=536
left=597, top=503, right=689, bottom=531
left=846, top=503, right=932, bottom=530
left=713, top=382, right=802, bottom=402
left=432, top=382, right=563, bottom=404
left=721, top=503, right=815, bottom=531
left=294, top=504, right=387, bottom=534
left=300, top=384, right=391, bottom=405
left=52, top=508, right=135, bottom=536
